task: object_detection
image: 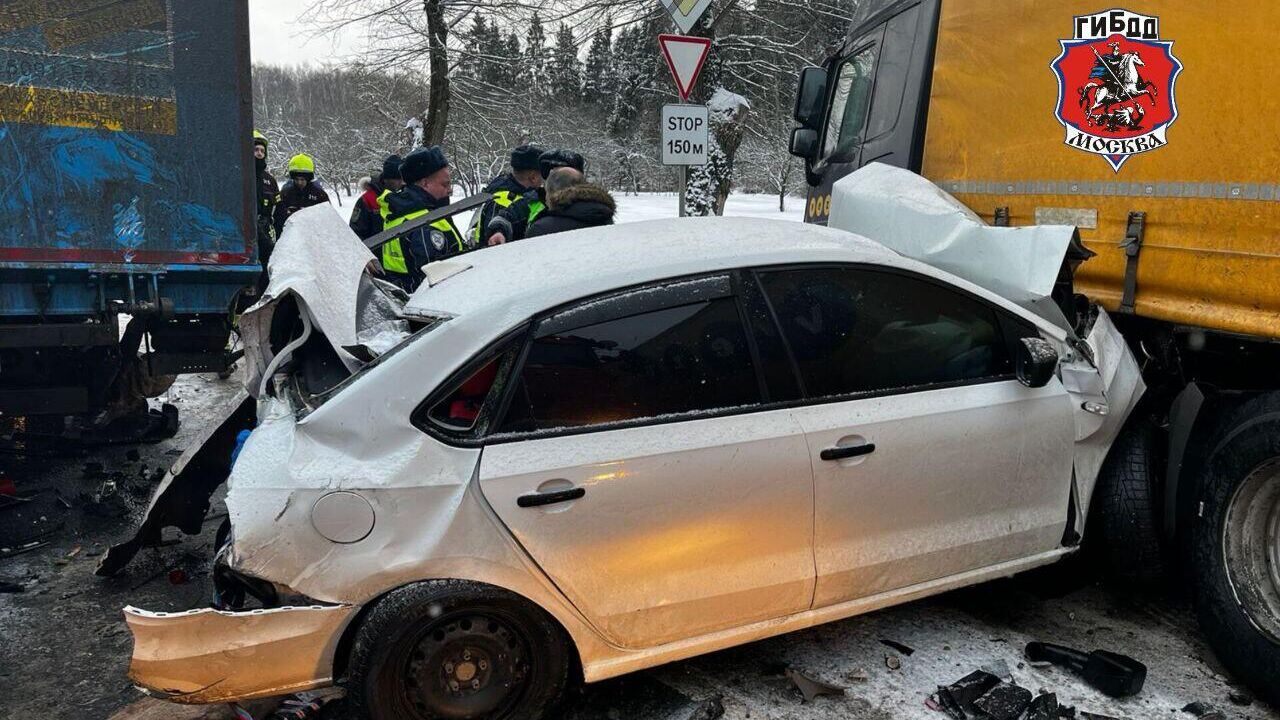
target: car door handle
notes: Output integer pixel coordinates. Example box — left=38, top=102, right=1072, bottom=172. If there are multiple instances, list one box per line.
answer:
left=517, top=487, right=586, bottom=508
left=820, top=443, right=876, bottom=461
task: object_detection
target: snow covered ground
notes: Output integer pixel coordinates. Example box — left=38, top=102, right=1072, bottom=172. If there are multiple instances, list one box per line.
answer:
left=613, top=192, right=804, bottom=224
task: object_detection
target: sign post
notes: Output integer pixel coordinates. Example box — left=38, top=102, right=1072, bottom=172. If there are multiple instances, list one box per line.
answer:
left=655, top=1, right=713, bottom=217
left=662, top=105, right=708, bottom=217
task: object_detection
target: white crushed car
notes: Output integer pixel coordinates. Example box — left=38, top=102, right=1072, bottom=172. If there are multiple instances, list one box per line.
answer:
left=120, top=167, right=1142, bottom=719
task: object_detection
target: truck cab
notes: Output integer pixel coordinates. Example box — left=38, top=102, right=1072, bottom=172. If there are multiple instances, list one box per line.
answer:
left=790, top=0, right=1280, bottom=706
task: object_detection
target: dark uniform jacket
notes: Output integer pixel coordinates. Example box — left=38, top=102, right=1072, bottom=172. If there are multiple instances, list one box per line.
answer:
left=525, top=184, right=617, bottom=238
left=474, top=174, right=533, bottom=244
left=255, top=167, right=279, bottom=262
left=485, top=187, right=547, bottom=244
left=272, top=180, right=330, bottom=239
left=349, top=178, right=386, bottom=240
left=383, top=184, right=464, bottom=289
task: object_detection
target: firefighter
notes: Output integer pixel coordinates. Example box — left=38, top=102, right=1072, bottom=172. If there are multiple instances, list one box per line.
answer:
left=380, top=146, right=464, bottom=291
left=350, top=154, right=402, bottom=240
left=484, top=149, right=584, bottom=246
left=272, top=153, right=330, bottom=238
left=252, top=131, right=278, bottom=267
left=472, top=144, right=544, bottom=246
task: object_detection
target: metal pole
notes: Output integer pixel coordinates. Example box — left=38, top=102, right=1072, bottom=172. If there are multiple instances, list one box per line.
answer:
left=678, top=166, right=688, bottom=217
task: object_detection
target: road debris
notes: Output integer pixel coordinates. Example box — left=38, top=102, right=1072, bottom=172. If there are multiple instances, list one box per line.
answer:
left=0, top=578, right=25, bottom=593
left=1024, top=641, right=1146, bottom=697
left=885, top=654, right=902, bottom=670
left=783, top=667, right=846, bottom=703
left=1024, top=692, right=1061, bottom=720
left=880, top=638, right=916, bottom=656
left=1182, top=701, right=1227, bottom=720
left=973, top=682, right=1034, bottom=720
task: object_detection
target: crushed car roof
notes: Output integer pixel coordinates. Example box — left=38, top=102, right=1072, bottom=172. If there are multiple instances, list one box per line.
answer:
left=403, top=216, right=895, bottom=321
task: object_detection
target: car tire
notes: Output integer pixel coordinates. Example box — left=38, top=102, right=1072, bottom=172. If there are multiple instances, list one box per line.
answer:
left=1090, top=418, right=1167, bottom=585
left=1192, top=393, right=1280, bottom=708
left=345, top=579, right=572, bottom=720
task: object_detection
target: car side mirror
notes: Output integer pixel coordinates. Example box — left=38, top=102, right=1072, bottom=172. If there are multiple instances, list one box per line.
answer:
left=1016, top=337, right=1059, bottom=388
left=789, top=127, right=819, bottom=160
left=793, top=66, right=827, bottom=129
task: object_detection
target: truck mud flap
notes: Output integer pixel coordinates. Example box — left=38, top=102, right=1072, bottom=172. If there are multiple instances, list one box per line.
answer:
left=97, top=390, right=254, bottom=576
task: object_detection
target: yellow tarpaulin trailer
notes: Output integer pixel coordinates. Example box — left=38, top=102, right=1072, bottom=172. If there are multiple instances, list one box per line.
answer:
left=923, top=2, right=1280, bottom=338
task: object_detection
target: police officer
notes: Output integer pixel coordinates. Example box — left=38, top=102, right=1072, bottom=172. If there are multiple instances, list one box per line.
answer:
left=272, top=153, right=330, bottom=238
left=350, top=154, right=403, bottom=240
left=472, top=144, right=544, bottom=246
left=484, top=149, right=585, bottom=246
left=380, top=146, right=465, bottom=292
left=252, top=131, right=278, bottom=267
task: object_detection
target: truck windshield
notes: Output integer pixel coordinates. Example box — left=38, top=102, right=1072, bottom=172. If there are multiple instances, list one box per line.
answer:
left=822, top=45, right=878, bottom=160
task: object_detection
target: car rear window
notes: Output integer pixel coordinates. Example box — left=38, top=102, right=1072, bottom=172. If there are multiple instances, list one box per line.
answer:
left=498, top=298, right=760, bottom=433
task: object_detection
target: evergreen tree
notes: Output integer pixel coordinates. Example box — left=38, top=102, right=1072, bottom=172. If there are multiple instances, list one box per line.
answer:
left=581, top=19, right=613, bottom=104
left=523, top=14, right=549, bottom=99
left=458, top=15, right=489, bottom=82
left=547, top=23, right=582, bottom=103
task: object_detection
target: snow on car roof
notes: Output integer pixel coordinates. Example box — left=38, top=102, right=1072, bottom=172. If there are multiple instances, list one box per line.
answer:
left=403, top=216, right=895, bottom=322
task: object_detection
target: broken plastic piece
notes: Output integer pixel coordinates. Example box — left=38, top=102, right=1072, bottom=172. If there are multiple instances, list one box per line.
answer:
left=1026, top=692, right=1060, bottom=720
left=880, top=638, right=915, bottom=656
left=1181, top=701, right=1227, bottom=720
left=783, top=667, right=846, bottom=703
left=938, top=670, right=1001, bottom=712
left=1024, top=641, right=1146, bottom=698
left=973, top=682, right=1034, bottom=720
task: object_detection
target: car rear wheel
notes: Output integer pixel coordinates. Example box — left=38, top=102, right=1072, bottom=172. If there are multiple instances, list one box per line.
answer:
left=1192, top=393, right=1280, bottom=708
left=346, top=580, right=572, bottom=720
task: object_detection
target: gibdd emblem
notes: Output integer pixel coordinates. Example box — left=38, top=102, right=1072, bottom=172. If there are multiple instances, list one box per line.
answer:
left=1051, top=9, right=1183, bottom=171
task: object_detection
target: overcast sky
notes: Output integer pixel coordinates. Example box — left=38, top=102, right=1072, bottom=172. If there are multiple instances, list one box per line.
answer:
left=249, top=0, right=364, bottom=67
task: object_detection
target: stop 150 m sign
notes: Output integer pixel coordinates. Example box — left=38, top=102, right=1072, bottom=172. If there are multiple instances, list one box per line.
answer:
left=662, top=104, right=709, bottom=166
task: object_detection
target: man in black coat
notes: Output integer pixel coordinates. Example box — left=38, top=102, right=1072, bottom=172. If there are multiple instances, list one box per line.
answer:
left=525, top=168, right=616, bottom=238
left=484, top=149, right=585, bottom=245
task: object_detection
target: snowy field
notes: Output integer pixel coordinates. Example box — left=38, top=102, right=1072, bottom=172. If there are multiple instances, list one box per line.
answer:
left=612, top=192, right=805, bottom=224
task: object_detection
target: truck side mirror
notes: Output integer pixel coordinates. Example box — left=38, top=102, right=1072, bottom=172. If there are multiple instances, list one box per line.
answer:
left=793, top=66, right=827, bottom=129
left=1016, top=337, right=1059, bottom=388
left=789, top=128, right=819, bottom=160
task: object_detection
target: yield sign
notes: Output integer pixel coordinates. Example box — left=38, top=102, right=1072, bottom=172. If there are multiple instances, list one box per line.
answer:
left=658, top=34, right=711, bottom=102
left=658, top=0, right=713, bottom=34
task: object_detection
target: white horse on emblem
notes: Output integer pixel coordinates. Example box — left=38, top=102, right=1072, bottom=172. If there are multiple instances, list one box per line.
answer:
left=1079, top=49, right=1159, bottom=121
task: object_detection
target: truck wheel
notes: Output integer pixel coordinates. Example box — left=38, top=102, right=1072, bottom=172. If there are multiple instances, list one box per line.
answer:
left=1192, top=393, right=1280, bottom=708
left=1090, top=419, right=1166, bottom=585
left=346, top=580, right=572, bottom=720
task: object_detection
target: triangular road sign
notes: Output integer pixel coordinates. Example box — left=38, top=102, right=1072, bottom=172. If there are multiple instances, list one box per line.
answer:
left=658, top=34, right=711, bottom=102
left=658, top=0, right=713, bottom=34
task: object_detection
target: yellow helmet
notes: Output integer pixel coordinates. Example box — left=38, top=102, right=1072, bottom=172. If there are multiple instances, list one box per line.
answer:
left=287, top=153, right=316, bottom=176
left=252, top=129, right=268, bottom=148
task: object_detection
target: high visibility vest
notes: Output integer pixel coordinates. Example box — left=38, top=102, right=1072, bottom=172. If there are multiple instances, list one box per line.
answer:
left=381, top=209, right=464, bottom=275
left=473, top=190, right=547, bottom=243
left=377, top=189, right=393, bottom=223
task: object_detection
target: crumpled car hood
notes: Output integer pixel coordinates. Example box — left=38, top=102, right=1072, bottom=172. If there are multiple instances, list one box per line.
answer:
left=829, top=163, right=1084, bottom=329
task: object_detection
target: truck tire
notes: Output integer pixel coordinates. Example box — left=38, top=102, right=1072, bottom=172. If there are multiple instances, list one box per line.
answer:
left=1192, top=393, right=1280, bottom=708
left=1090, top=419, right=1167, bottom=585
left=346, top=579, right=572, bottom=720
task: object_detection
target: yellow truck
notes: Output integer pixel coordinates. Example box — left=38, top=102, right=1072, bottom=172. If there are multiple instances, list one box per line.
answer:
left=789, top=0, right=1280, bottom=705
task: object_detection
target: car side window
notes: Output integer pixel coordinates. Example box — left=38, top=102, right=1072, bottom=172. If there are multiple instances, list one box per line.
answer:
left=756, top=267, right=1012, bottom=399
left=498, top=297, right=761, bottom=434
left=821, top=44, right=878, bottom=161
